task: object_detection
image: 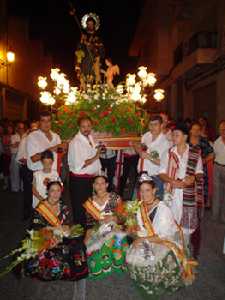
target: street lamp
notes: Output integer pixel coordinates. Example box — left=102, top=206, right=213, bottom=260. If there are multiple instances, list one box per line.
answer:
left=0, top=50, right=15, bottom=68
left=6, top=51, right=15, bottom=63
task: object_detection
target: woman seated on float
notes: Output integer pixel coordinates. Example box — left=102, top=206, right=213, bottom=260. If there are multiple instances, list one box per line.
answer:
left=24, top=180, right=88, bottom=281
left=83, top=175, right=128, bottom=279
left=126, top=173, right=197, bottom=299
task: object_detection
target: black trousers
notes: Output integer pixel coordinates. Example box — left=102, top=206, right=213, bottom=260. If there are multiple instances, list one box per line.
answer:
left=20, top=165, right=33, bottom=220
left=100, top=156, right=116, bottom=192
left=119, top=155, right=139, bottom=199
left=69, top=175, right=93, bottom=226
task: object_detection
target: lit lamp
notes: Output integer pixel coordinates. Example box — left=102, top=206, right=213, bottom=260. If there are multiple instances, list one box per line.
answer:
left=38, top=76, right=48, bottom=89
left=6, top=51, right=15, bottom=63
left=0, top=50, right=15, bottom=68
left=153, top=89, right=165, bottom=102
left=137, top=66, right=148, bottom=80
left=40, top=91, right=56, bottom=105
left=146, top=72, right=157, bottom=87
left=130, top=82, right=142, bottom=101
left=126, top=73, right=136, bottom=87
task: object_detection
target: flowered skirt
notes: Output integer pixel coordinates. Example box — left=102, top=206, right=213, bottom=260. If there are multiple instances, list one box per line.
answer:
left=86, top=226, right=129, bottom=280
left=24, top=237, right=88, bottom=281
left=126, top=240, right=184, bottom=299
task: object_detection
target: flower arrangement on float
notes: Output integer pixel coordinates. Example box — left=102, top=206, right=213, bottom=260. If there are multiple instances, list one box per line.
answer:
left=37, top=66, right=165, bottom=142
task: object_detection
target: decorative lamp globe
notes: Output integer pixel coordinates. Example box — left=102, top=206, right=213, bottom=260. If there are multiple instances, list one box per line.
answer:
left=146, top=72, right=157, bottom=86
left=126, top=74, right=136, bottom=87
left=37, top=76, right=48, bottom=89
left=137, top=66, right=148, bottom=80
left=153, top=89, right=165, bottom=102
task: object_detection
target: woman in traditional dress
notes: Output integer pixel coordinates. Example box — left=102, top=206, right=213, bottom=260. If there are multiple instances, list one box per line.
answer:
left=83, top=175, right=128, bottom=279
left=126, top=173, right=197, bottom=299
left=24, top=181, right=88, bottom=282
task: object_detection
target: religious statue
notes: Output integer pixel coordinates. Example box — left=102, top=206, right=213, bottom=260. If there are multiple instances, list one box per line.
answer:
left=102, top=58, right=120, bottom=88
left=75, top=13, right=105, bottom=90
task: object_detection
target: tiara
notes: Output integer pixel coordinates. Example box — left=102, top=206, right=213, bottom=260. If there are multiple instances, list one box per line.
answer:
left=138, top=172, right=153, bottom=183
left=47, top=178, right=63, bottom=187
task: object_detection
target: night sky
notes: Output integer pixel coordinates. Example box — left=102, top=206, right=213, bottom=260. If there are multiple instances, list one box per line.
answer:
left=8, top=0, right=145, bottom=83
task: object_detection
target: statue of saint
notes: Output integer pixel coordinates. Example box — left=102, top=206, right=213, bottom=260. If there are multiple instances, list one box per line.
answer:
left=75, top=13, right=105, bottom=90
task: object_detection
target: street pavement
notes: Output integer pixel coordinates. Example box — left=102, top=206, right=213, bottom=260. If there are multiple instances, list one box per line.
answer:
left=0, top=190, right=225, bottom=300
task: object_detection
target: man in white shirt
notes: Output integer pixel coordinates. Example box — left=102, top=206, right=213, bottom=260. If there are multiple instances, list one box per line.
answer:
left=25, top=112, right=65, bottom=221
left=10, top=122, right=26, bottom=192
left=135, top=115, right=170, bottom=200
left=68, top=116, right=101, bottom=225
left=213, top=120, right=225, bottom=223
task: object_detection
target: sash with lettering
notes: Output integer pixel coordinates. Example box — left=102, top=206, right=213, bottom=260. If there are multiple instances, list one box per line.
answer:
left=36, top=202, right=62, bottom=227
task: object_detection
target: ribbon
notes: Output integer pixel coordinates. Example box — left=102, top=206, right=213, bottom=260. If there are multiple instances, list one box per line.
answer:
left=83, top=198, right=101, bottom=221
left=36, top=202, right=62, bottom=227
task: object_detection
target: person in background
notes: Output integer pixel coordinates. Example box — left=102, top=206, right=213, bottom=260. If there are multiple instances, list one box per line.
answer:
left=68, top=116, right=101, bottom=226
left=212, top=120, right=225, bottom=224
left=32, top=150, right=61, bottom=208
left=160, top=112, right=172, bottom=144
left=198, top=117, right=215, bottom=142
left=16, top=121, right=39, bottom=221
left=118, top=148, right=139, bottom=199
left=10, top=122, right=26, bottom=192
left=2, top=124, right=14, bottom=191
left=189, top=122, right=214, bottom=205
left=99, top=148, right=117, bottom=192
left=26, top=111, right=65, bottom=221
left=188, top=122, right=214, bottom=258
left=135, top=115, right=170, bottom=200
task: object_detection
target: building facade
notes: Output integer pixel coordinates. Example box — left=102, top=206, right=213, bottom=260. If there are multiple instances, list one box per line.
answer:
left=0, top=0, right=52, bottom=121
left=130, top=0, right=225, bottom=130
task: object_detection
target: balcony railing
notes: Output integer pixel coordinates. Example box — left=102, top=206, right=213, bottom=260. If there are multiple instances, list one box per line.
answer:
left=173, top=31, right=218, bottom=66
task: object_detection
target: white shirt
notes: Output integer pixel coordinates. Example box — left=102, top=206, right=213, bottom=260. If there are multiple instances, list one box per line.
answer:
left=33, top=169, right=61, bottom=207
left=68, top=131, right=101, bottom=175
left=10, top=133, right=22, bottom=154
left=138, top=132, right=170, bottom=175
left=214, top=137, right=225, bottom=165
left=16, top=135, right=28, bottom=163
left=159, top=144, right=203, bottom=227
left=26, top=129, right=61, bottom=171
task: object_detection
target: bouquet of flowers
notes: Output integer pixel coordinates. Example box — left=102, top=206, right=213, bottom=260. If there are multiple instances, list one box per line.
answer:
left=115, top=200, right=141, bottom=232
left=0, top=225, right=84, bottom=277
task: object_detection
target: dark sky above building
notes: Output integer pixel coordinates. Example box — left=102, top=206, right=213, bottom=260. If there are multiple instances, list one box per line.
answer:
left=8, top=0, right=144, bottom=82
